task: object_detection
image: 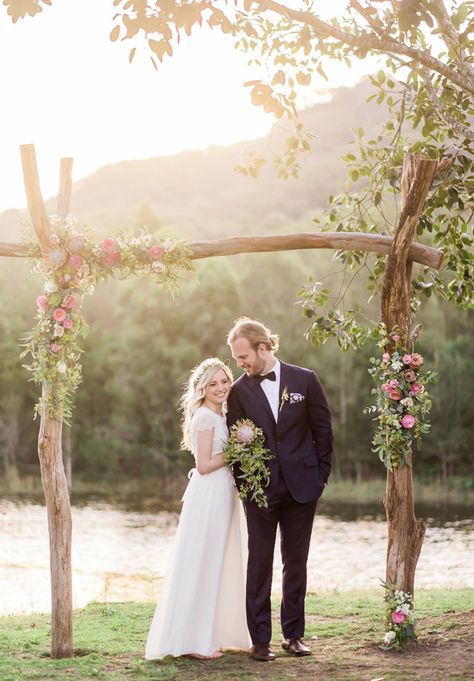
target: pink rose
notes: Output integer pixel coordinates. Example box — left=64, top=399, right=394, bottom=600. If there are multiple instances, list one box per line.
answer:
left=36, top=295, right=49, bottom=309
left=53, top=308, right=67, bottom=323
left=391, top=334, right=400, bottom=342
left=102, top=252, right=120, bottom=266
left=410, top=383, right=422, bottom=395
left=63, top=295, right=77, bottom=309
left=68, top=254, right=84, bottom=270
left=49, top=343, right=61, bottom=354
left=382, top=353, right=390, bottom=363
left=101, top=237, right=119, bottom=254
left=63, top=318, right=74, bottom=330
left=402, top=354, right=412, bottom=364
left=389, top=379, right=399, bottom=388
left=389, top=389, right=402, bottom=401
left=401, top=414, right=415, bottom=429
left=382, top=383, right=390, bottom=393
left=410, top=353, right=424, bottom=368
left=404, top=370, right=417, bottom=383
left=149, top=245, right=164, bottom=260
left=392, top=611, right=406, bottom=624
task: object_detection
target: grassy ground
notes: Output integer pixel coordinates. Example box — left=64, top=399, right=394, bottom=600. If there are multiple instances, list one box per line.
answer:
left=1, top=589, right=472, bottom=681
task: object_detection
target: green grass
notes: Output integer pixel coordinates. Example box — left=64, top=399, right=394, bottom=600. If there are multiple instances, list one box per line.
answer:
left=0, top=589, right=472, bottom=681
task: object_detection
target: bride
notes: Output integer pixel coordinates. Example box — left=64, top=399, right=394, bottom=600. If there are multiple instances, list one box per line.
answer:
left=145, top=357, right=251, bottom=660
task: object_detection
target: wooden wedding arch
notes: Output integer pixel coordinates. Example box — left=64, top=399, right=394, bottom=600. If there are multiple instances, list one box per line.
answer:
left=0, top=144, right=445, bottom=658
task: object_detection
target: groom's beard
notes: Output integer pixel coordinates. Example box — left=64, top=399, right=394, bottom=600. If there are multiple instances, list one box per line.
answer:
left=244, top=357, right=266, bottom=377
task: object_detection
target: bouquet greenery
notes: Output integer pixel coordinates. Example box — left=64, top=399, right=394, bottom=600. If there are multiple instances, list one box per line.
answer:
left=223, top=419, right=273, bottom=508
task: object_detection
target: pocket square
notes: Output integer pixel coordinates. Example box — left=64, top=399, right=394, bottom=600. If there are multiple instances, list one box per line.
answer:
left=289, top=392, right=305, bottom=404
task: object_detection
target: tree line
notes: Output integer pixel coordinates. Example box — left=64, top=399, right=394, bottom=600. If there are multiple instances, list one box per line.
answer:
left=0, top=247, right=472, bottom=488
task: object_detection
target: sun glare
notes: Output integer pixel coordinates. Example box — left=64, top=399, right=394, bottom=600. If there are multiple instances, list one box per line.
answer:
left=0, top=0, right=374, bottom=212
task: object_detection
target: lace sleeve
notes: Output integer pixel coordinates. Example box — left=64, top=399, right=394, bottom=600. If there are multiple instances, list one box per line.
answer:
left=192, top=409, right=216, bottom=434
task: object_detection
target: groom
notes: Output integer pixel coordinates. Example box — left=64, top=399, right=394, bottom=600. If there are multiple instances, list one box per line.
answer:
left=226, top=317, right=333, bottom=662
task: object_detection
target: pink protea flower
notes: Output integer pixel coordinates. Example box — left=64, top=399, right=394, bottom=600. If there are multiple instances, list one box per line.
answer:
left=382, top=353, right=390, bottom=363
left=68, top=236, right=85, bottom=253
left=236, top=423, right=256, bottom=444
left=53, top=308, right=67, bottom=323
left=149, top=244, right=164, bottom=260
left=49, top=343, right=61, bottom=354
left=404, top=369, right=417, bottom=383
left=389, top=389, right=402, bottom=401
left=63, top=318, right=74, bottom=330
left=102, top=252, right=120, bottom=266
left=68, top=254, right=84, bottom=270
left=63, top=295, right=77, bottom=309
left=401, top=414, right=415, bottom=429
left=410, top=383, right=422, bottom=395
left=402, top=354, right=412, bottom=364
left=101, top=237, right=119, bottom=253
left=392, top=611, right=407, bottom=624
left=36, top=295, right=49, bottom=309
left=391, top=334, right=400, bottom=342
left=410, top=353, right=424, bottom=368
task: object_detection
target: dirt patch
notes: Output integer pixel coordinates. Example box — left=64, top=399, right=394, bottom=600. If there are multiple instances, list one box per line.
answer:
left=171, top=610, right=474, bottom=681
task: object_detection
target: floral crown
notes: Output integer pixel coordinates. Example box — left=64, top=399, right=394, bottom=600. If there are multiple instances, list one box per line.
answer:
left=192, top=359, right=227, bottom=387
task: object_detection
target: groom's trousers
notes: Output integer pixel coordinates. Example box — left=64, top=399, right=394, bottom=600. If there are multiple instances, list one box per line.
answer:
left=245, top=469, right=317, bottom=644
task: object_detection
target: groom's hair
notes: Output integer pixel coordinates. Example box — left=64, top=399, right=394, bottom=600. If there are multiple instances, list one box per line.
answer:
left=227, top=317, right=279, bottom=352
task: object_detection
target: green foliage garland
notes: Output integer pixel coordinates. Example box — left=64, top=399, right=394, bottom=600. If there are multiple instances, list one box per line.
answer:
left=21, top=215, right=194, bottom=423
left=365, top=325, right=436, bottom=470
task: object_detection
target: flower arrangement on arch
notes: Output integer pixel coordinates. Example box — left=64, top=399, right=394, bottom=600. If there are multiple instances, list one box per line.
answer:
left=381, top=581, right=415, bottom=648
left=222, top=419, right=273, bottom=508
left=364, top=324, right=436, bottom=470
left=21, top=215, right=194, bottom=422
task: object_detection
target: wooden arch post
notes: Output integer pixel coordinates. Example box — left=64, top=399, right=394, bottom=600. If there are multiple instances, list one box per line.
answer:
left=380, top=154, right=439, bottom=596
left=20, top=144, right=74, bottom=658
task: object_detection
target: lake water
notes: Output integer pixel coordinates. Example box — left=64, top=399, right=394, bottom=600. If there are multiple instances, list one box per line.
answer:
left=0, top=496, right=472, bottom=615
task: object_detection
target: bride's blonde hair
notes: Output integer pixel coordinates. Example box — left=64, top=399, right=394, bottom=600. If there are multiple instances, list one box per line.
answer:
left=180, top=358, right=233, bottom=451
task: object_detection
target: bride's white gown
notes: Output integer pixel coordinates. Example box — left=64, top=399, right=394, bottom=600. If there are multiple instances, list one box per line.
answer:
left=145, top=406, right=251, bottom=659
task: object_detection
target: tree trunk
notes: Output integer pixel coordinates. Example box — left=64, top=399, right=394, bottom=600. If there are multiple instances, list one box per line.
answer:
left=381, top=154, right=438, bottom=599
left=38, top=385, right=73, bottom=658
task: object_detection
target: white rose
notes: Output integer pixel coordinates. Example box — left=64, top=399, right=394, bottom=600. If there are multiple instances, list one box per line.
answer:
left=53, top=325, right=65, bottom=337
left=384, top=631, right=396, bottom=645
left=152, top=261, right=165, bottom=273
left=57, top=362, right=67, bottom=374
left=400, top=603, right=411, bottom=616
left=44, top=281, right=58, bottom=294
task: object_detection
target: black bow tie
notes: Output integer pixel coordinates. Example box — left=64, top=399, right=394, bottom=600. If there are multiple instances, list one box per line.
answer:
left=255, top=370, right=276, bottom=383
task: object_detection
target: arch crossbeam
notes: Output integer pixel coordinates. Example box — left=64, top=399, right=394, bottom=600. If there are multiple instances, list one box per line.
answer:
left=0, top=232, right=443, bottom=270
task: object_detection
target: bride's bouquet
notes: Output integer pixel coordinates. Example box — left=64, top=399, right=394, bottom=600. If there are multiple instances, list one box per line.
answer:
left=223, top=419, right=273, bottom=508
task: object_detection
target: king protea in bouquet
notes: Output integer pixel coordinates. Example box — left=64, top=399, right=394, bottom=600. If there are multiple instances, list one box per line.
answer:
left=223, top=419, right=273, bottom=508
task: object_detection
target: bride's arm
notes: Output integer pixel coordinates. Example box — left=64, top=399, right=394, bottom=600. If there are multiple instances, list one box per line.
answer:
left=195, top=429, right=226, bottom=475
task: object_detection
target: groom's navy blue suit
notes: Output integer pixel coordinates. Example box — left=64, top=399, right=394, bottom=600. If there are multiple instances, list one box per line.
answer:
left=227, top=361, right=332, bottom=644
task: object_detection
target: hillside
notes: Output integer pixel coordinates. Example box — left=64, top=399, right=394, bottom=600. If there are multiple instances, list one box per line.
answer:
left=0, top=80, right=384, bottom=242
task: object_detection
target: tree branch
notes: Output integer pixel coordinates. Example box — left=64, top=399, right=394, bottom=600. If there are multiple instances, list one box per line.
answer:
left=421, top=68, right=474, bottom=143
left=254, top=0, right=474, bottom=95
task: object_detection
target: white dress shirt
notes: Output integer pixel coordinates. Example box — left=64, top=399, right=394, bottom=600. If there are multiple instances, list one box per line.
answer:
left=259, top=358, right=281, bottom=422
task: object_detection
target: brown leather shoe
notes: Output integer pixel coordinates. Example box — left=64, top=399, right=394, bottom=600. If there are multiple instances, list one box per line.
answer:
left=250, top=643, right=276, bottom=661
left=281, top=637, right=312, bottom=656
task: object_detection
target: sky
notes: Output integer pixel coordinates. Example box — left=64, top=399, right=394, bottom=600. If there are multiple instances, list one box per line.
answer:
left=0, top=0, right=376, bottom=213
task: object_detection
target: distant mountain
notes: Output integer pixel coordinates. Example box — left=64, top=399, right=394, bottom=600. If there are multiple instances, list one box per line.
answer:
left=1, top=80, right=384, bottom=242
